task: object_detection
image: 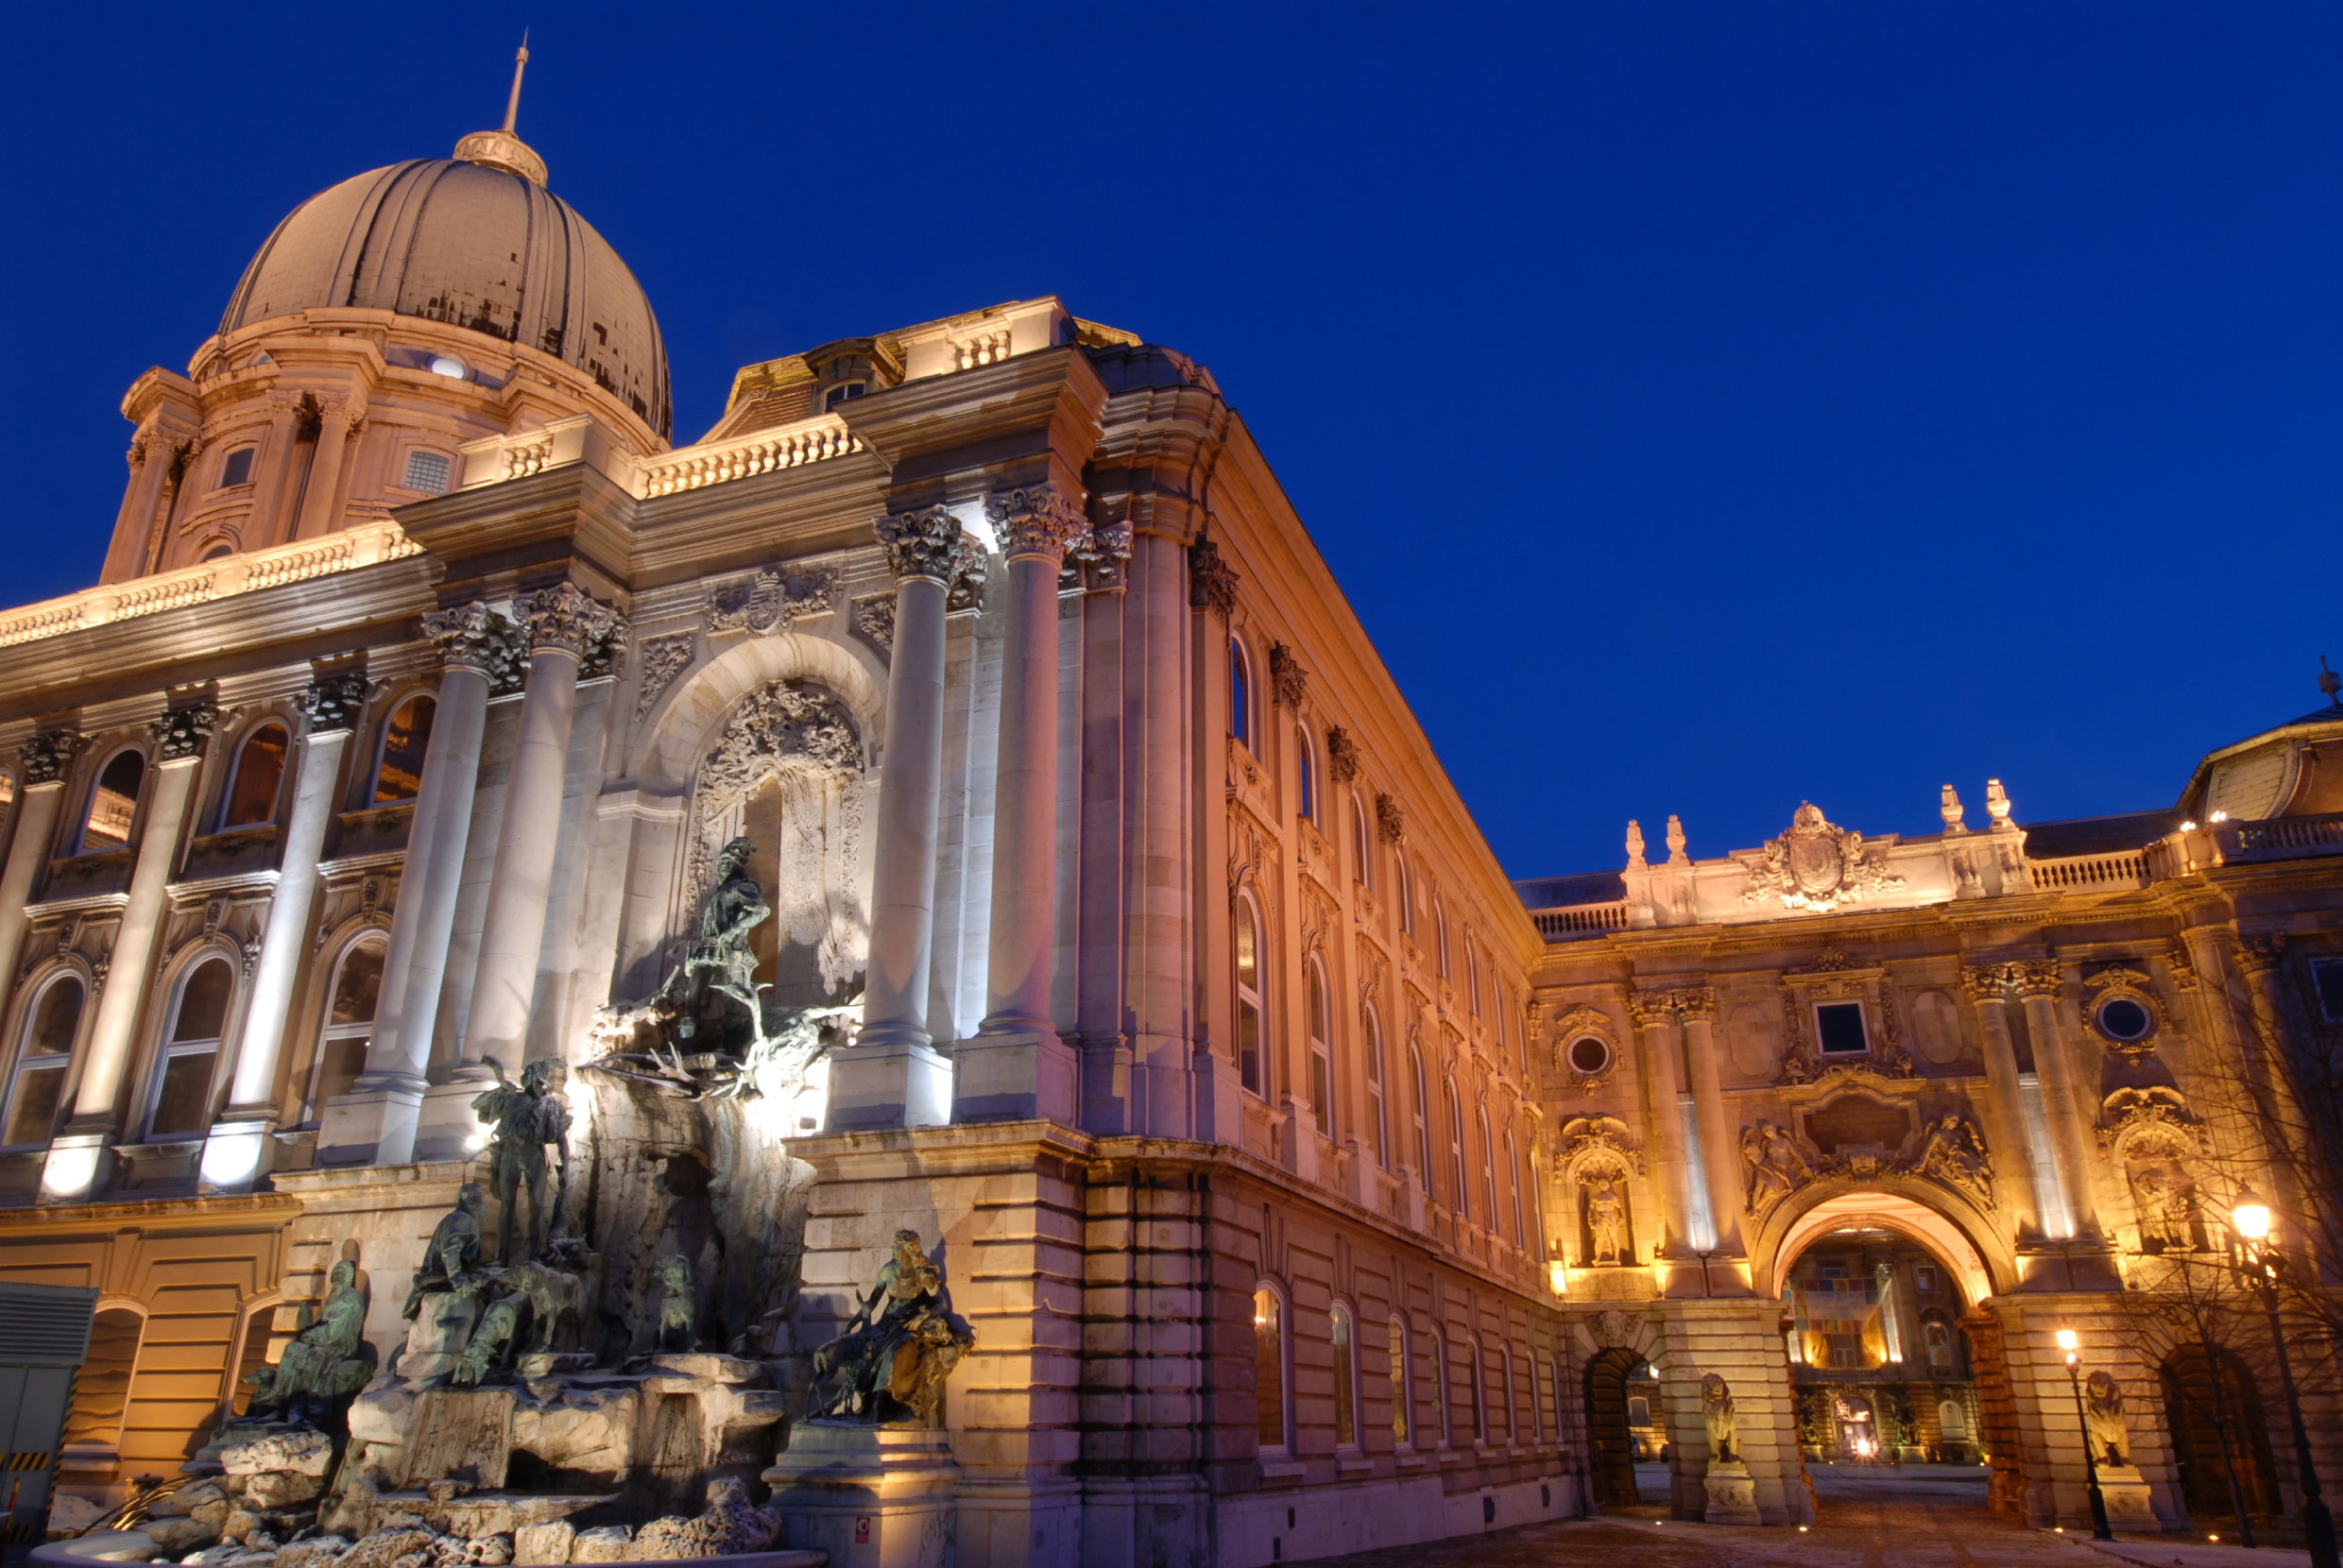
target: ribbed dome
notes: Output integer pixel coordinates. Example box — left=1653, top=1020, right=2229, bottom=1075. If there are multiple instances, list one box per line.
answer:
left=220, top=158, right=671, bottom=437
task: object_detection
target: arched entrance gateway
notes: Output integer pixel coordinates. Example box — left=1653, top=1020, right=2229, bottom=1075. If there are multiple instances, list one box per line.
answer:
left=1762, top=1190, right=2008, bottom=1518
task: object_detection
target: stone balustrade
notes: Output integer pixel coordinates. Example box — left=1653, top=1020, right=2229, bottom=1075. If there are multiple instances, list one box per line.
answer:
left=0, top=520, right=420, bottom=648
left=455, top=411, right=863, bottom=502
left=2027, top=849, right=2150, bottom=892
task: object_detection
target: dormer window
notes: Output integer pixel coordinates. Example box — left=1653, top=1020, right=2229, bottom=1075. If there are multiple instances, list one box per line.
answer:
left=824, top=381, right=867, bottom=411
left=217, top=448, right=255, bottom=489
left=404, top=452, right=453, bottom=494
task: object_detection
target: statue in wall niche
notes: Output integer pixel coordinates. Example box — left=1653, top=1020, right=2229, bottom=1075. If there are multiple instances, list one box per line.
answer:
left=807, top=1230, right=976, bottom=1425
left=472, top=1057, right=573, bottom=1264
left=656, top=1255, right=700, bottom=1352
left=1585, top=1178, right=1631, bottom=1265
left=675, top=835, right=771, bottom=1045
left=248, top=1258, right=372, bottom=1425
left=403, top=1184, right=487, bottom=1320
left=1701, top=1373, right=1738, bottom=1465
left=2084, top=1372, right=2133, bottom=1467
left=2129, top=1160, right=2198, bottom=1253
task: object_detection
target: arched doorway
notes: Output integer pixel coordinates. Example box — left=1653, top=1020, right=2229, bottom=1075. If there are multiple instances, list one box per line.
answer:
left=2161, top=1345, right=2279, bottom=1533
left=1584, top=1347, right=1670, bottom=1508
left=1778, top=1223, right=1991, bottom=1514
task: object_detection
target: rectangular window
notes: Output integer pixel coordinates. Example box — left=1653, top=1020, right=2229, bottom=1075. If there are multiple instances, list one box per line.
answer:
left=1817, top=1001, right=1870, bottom=1055
left=2315, top=958, right=2343, bottom=1024
left=219, top=447, right=255, bottom=487
left=403, top=450, right=453, bottom=494
left=2, top=1061, right=65, bottom=1148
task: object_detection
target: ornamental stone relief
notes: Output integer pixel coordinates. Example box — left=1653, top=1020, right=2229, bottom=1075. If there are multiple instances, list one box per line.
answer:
left=2080, top=963, right=2165, bottom=1064
left=1740, top=1102, right=1994, bottom=1216
left=2099, top=1087, right=2209, bottom=1253
left=632, top=632, right=696, bottom=722
left=18, top=729, right=80, bottom=785
left=1737, top=803, right=1906, bottom=912
left=301, top=673, right=368, bottom=734
left=155, top=698, right=219, bottom=760
left=1269, top=642, right=1308, bottom=708
left=851, top=594, right=897, bottom=655
left=706, top=567, right=842, bottom=637
left=1325, top=725, right=1361, bottom=783
left=1188, top=534, right=1239, bottom=614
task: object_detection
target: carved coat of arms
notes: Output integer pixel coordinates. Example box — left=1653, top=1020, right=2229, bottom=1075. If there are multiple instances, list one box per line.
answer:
left=1739, top=803, right=1905, bottom=912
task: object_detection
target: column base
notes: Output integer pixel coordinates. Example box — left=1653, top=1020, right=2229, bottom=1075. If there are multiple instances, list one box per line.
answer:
left=762, top=1420, right=959, bottom=1568
left=829, top=1038, right=953, bottom=1131
left=318, top=1075, right=427, bottom=1168
left=414, top=1067, right=497, bottom=1162
left=952, top=1027, right=1076, bottom=1124
left=198, top=1117, right=277, bottom=1193
left=39, top=1130, right=111, bottom=1203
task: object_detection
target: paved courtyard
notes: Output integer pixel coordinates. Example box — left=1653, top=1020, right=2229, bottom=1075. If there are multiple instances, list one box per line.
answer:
left=1304, top=1463, right=2304, bottom=1567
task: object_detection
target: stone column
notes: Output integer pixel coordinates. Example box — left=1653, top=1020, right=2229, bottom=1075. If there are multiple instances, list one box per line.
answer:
left=414, top=585, right=619, bottom=1158
left=43, top=700, right=214, bottom=1202
left=2227, top=933, right=2314, bottom=1219
left=1958, top=964, right=2042, bottom=1237
left=104, top=432, right=178, bottom=581
left=1183, top=530, right=1237, bottom=1144
left=1627, top=990, right=1695, bottom=1258
left=831, top=506, right=969, bottom=1130
left=322, top=605, right=504, bottom=1167
left=1681, top=989, right=1745, bottom=1259
left=293, top=400, right=361, bottom=540
left=200, top=673, right=365, bottom=1191
left=956, top=485, right=1087, bottom=1124
left=0, top=734, right=78, bottom=1011
left=245, top=399, right=308, bottom=545
left=2015, top=961, right=2099, bottom=1237
left=1074, top=522, right=1133, bottom=1134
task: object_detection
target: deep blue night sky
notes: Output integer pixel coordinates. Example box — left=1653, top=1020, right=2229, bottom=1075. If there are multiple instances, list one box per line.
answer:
left=3, top=4, right=2335, bottom=883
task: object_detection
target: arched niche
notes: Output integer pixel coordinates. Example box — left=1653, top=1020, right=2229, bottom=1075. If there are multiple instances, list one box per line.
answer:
left=631, top=631, right=884, bottom=796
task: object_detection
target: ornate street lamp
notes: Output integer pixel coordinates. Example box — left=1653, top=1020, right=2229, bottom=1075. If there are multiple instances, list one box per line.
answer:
left=2230, top=1194, right=2341, bottom=1568
left=2056, top=1328, right=2114, bottom=1541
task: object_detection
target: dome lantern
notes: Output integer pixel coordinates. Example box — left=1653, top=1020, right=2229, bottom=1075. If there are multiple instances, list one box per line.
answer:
left=453, top=36, right=548, bottom=187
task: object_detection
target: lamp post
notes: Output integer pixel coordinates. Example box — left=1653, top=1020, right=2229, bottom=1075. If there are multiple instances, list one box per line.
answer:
left=2056, top=1328, right=2115, bottom=1541
left=2231, top=1196, right=2341, bottom=1568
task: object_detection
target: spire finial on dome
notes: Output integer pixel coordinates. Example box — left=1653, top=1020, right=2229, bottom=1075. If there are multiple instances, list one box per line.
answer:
left=504, top=31, right=529, bottom=134
left=454, top=34, right=549, bottom=186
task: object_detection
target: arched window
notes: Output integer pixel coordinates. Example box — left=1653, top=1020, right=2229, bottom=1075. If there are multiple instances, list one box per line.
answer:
left=1409, top=1046, right=1432, bottom=1192
left=1389, top=1317, right=1411, bottom=1446
left=80, top=749, right=145, bottom=853
left=1434, top=901, right=1450, bottom=978
left=1234, top=895, right=1266, bottom=1097
left=1362, top=1006, right=1389, bottom=1169
left=1395, top=854, right=1414, bottom=934
left=1489, top=1341, right=1511, bottom=1442
left=1228, top=639, right=1252, bottom=749
left=1446, top=1080, right=1470, bottom=1220
left=1294, top=724, right=1316, bottom=824
left=1349, top=793, right=1371, bottom=888
left=1431, top=1328, right=1453, bottom=1447
left=371, top=694, right=436, bottom=805
left=1532, top=1353, right=1551, bottom=1442
left=1253, top=1285, right=1288, bottom=1452
left=63, top=1306, right=146, bottom=1459
left=1478, top=1108, right=1498, bottom=1236
left=311, top=939, right=385, bottom=1115
left=1330, top=1303, right=1358, bottom=1448
left=1465, top=934, right=1481, bottom=1016
left=1505, top=1128, right=1526, bottom=1244
left=3, top=975, right=84, bottom=1149
left=1306, top=960, right=1333, bottom=1133
left=220, top=722, right=289, bottom=828
left=149, top=957, right=233, bottom=1138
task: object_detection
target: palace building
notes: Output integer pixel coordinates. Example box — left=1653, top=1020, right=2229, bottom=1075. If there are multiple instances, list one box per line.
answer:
left=0, top=76, right=2339, bottom=1568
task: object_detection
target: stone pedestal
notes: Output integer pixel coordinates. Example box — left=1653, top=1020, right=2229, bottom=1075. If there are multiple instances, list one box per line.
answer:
left=1702, top=1460, right=1760, bottom=1525
left=2095, top=1464, right=2162, bottom=1534
left=949, top=1029, right=1077, bottom=1124
left=398, top=1289, right=483, bottom=1384
left=762, top=1422, right=959, bottom=1568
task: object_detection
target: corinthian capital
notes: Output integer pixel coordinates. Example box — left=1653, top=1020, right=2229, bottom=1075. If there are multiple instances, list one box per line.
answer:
left=984, top=484, right=1089, bottom=561
left=2012, top=960, right=2063, bottom=999
left=422, top=602, right=512, bottom=675
left=514, top=582, right=625, bottom=659
left=1675, top=987, right=1718, bottom=1023
left=1188, top=533, right=1240, bottom=614
left=18, top=730, right=81, bottom=786
left=1958, top=963, right=2015, bottom=1001
left=301, top=673, right=369, bottom=735
left=2235, top=934, right=2286, bottom=976
left=876, top=506, right=972, bottom=583
left=154, top=699, right=219, bottom=761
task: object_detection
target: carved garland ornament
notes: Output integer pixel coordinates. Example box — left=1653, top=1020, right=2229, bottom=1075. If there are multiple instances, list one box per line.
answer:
left=1737, top=803, right=1907, bottom=913
left=852, top=594, right=897, bottom=654
left=633, top=632, right=696, bottom=721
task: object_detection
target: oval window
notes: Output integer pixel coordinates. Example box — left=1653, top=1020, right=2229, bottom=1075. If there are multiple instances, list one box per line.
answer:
left=2096, top=997, right=2153, bottom=1043
left=1567, top=1036, right=1611, bottom=1075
